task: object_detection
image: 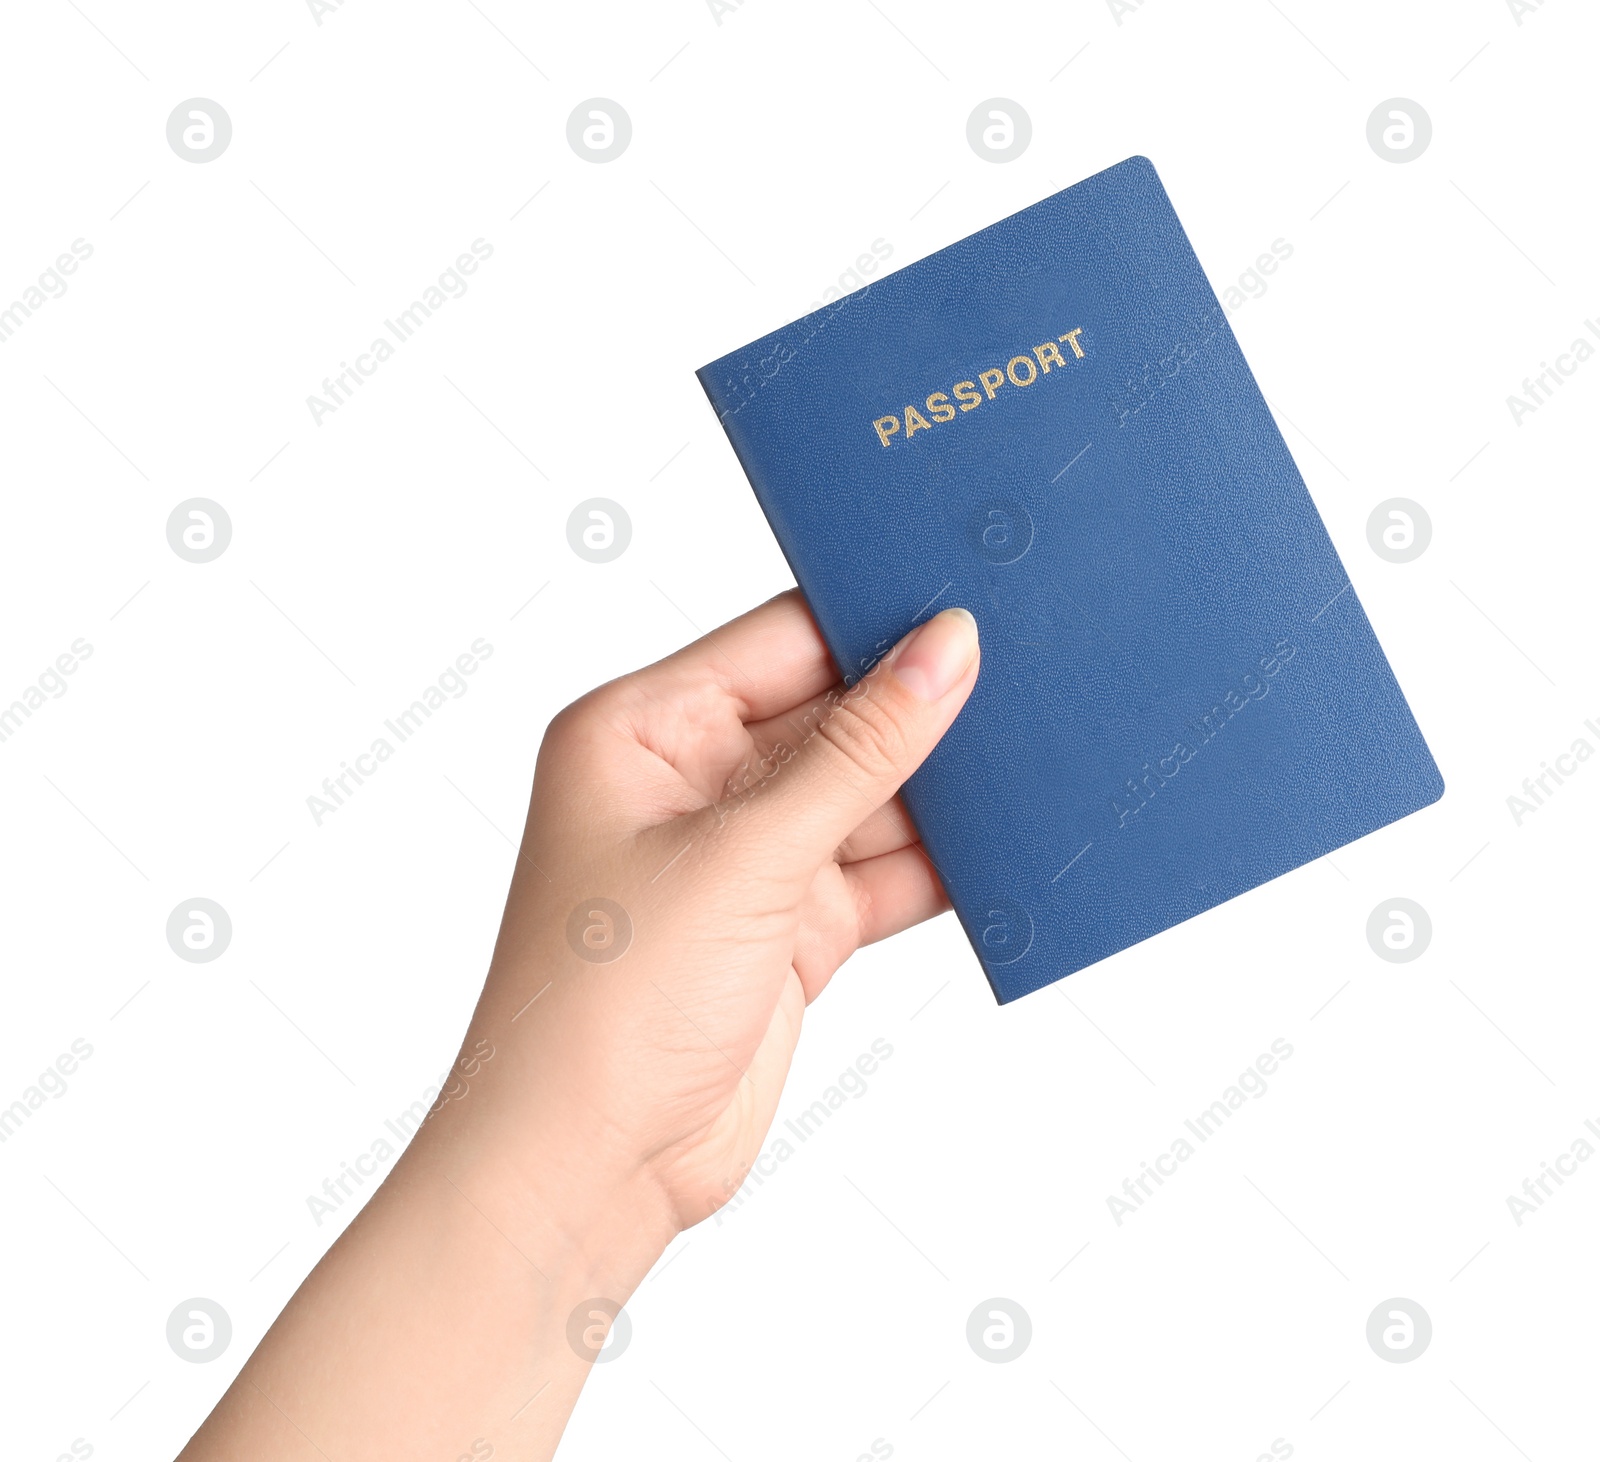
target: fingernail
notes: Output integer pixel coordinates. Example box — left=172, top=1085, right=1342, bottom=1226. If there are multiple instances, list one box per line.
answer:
left=892, top=607, right=979, bottom=702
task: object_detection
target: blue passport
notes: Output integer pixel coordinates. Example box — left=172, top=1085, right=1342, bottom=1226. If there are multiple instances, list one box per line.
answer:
left=697, top=156, right=1443, bottom=1003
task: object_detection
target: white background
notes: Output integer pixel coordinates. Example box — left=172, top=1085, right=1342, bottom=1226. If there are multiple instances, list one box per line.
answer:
left=2, top=1, right=1596, bottom=1458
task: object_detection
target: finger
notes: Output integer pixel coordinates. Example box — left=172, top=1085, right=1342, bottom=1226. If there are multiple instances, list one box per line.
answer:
left=789, top=845, right=951, bottom=1003
left=842, top=843, right=952, bottom=946
left=713, top=607, right=980, bottom=883
left=736, top=706, right=924, bottom=863
left=554, top=591, right=843, bottom=810
left=734, top=720, right=922, bottom=860
left=628, top=588, right=839, bottom=723
left=831, top=795, right=920, bottom=865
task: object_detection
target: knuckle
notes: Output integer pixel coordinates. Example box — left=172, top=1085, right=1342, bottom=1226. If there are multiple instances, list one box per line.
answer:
left=541, top=697, right=590, bottom=753
left=814, top=685, right=911, bottom=783
left=540, top=686, right=618, bottom=763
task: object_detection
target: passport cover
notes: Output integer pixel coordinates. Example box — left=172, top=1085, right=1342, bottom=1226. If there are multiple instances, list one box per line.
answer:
left=697, top=155, right=1444, bottom=1004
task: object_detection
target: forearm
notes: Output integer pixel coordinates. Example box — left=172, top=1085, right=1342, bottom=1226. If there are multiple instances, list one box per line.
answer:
left=177, top=1096, right=675, bottom=1461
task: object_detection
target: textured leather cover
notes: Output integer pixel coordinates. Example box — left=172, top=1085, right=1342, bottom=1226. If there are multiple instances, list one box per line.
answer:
left=697, top=155, right=1444, bottom=1003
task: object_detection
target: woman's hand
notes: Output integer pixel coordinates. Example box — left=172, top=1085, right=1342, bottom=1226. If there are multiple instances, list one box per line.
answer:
left=461, top=590, right=980, bottom=1236
left=177, top=590, right=979, bottom=1462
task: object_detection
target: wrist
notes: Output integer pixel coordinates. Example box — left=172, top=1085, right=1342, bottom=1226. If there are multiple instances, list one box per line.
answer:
left=189, top=1100, right=677, bottom=1461
left=401, top=1090, right=679, bottom=1305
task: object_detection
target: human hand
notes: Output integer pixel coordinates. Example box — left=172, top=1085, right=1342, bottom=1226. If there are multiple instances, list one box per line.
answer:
left=176, top=590, right=979, bottom=1462
left=454, top=590, right=981, bottom=1241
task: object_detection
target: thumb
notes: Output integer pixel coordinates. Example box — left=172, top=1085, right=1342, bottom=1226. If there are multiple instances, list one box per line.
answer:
left=722, top=605, right=980, bottom=877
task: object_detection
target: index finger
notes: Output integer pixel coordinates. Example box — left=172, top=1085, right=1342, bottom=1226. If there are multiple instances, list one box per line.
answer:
left=635, top=587, right=842, bottom=723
